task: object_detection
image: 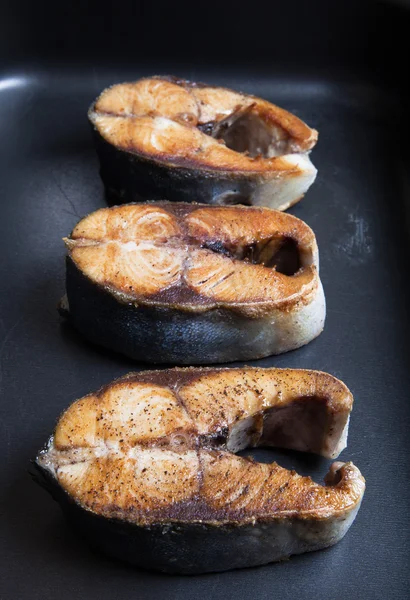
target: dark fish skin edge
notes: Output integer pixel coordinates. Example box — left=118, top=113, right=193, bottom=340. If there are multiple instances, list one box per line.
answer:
left=64, top=258, right=321, bottom=365
left=29, top=459, right=358, bottom=574
left=92, top=128, right=272, bottom=206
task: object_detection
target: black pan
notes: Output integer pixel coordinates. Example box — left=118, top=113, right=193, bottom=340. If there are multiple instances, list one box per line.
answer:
left=1, top=0, right=409, bottom=598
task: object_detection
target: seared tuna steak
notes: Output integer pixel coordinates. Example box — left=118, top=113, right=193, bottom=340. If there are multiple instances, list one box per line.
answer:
left=31, top=367, right=365, bottom=574
left=89, top=76, right=318, bottom=210
left=62, top=202, right=325, bottom=363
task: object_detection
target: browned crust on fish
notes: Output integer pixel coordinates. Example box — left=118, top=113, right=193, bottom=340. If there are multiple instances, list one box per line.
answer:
left=158, top=75, right=318, bottom=153
left=65, top=202, right=320, bottom=317
left=89, top=76, right=317, bottom=176
left=38, top=368, right=364, bottom=527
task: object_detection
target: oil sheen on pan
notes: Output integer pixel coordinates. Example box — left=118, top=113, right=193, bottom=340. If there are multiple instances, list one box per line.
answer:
left=61, top=202, right=326, bottom=364
left=89, top=76, right=318, bottom=209
left=31, top=367, right=365, bottom=574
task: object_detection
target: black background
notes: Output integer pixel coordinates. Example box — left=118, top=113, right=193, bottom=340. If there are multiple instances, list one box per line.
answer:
left=1, top=1, right=410, bottom=598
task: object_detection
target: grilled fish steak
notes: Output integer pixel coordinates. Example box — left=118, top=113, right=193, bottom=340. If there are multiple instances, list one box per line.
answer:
left=31, top=367, right=365, bottom=574
left=62, top=202, right=325, bottom=364
left=89, top=76, right=318, bottom=210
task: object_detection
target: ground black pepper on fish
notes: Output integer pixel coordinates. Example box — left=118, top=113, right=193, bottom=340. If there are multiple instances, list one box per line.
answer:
left=61, top=202, right=325, bottom=364
left=31, top=367, right=365, bottom=574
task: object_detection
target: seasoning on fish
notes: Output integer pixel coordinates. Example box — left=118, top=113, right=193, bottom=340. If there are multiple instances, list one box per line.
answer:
left=61, top=202, right=325, bottom=364
left=31, top=367, right=365, bottom=574
left=89, top=76, right=318, bottom=210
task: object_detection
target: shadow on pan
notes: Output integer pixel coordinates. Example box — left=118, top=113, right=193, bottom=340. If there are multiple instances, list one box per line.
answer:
left=0, top=1, right=409, bottom=90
